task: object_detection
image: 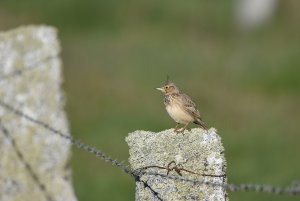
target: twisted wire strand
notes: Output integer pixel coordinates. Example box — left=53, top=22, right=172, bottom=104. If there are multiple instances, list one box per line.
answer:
left=0, top=99, right=163, bottom=200
left=140, top=171, right=300, bottom=196
left=1, top=99, right=300, bottom=199
left=0, top=99, right=130, bottom=174
left=0, top=121, right=54, bottom=201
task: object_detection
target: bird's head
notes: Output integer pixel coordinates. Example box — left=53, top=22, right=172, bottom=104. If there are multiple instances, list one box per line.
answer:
left=156, top=80, right=180, bottom=95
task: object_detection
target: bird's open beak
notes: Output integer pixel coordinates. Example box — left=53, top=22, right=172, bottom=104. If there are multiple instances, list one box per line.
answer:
left=156, top=87, right=164, bottom=92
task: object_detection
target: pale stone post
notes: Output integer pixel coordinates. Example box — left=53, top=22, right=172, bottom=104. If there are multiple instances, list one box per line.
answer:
left=126, top=128, right=228, bottom=201
left=0, top=26, right=77, bottom=201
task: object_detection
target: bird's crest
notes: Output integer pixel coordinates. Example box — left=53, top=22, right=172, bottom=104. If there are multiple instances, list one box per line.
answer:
left=165, top=75, right=171, bottom=85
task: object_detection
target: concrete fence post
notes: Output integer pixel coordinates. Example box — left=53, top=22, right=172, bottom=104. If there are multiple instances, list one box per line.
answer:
left=126, top=128, right=228, bottom=201
left=0, top=26, right=77, bottom=201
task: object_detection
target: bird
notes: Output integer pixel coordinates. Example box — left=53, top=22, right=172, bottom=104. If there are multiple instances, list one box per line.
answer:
left=156, top=78, right=208, bottom=133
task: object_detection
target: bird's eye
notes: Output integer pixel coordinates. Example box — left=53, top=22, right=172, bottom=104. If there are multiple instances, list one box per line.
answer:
left=165, top=86, right=169, bottom=89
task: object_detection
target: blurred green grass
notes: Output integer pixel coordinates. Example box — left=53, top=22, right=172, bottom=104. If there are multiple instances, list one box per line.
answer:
left=1, top=1, right=300, bottom=200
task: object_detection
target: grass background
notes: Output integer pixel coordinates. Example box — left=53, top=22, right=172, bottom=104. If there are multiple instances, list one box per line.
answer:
left=1, top=0, right=300, bottom=200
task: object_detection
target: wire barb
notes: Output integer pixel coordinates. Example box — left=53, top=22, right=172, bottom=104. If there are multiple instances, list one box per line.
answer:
left=133, top=174, right=163, bottom=201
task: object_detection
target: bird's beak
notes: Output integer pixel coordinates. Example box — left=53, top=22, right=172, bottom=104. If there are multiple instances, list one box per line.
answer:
left=156, top=87, right=164, bottom=92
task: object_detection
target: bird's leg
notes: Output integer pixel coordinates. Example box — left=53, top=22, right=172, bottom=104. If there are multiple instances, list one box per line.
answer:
left=177, top=122, right=190, bottom=133
left=173, top=123, right=180, bottom=132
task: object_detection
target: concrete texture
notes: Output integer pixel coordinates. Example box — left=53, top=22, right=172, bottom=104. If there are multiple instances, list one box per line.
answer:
left=126, top=128, right=227, bottom=201
left=0, top=25, right=77, bottom=201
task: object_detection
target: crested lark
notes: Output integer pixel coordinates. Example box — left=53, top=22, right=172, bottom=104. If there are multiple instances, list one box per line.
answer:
left=156, top=79, right=208, bottom=133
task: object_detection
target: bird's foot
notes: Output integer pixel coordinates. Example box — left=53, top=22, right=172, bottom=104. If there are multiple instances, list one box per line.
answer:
left=174, top=122, right=189, bottom=135
left=173, top=123, right=180, bottom=133
left=175, top=128, right=186, bottom=135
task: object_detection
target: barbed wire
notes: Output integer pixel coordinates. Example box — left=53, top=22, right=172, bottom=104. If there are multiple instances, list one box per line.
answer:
left=0, top=99, right=130, bottom=173
left=0, top=120, right=53, bottom=201
left=1, top=99, right=300, bottom=200
left=0, top=99, right=164, bottom=200
left=140, top=171, right=300, bottom=196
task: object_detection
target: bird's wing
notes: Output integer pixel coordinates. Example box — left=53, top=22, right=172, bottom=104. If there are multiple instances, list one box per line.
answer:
left=180, top=93, right=201, bottom=119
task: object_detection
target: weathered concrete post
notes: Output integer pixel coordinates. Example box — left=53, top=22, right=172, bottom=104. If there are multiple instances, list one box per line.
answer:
left=126, top=128, right=227, bottom=201
left=0, top=26, right=77, bottom=201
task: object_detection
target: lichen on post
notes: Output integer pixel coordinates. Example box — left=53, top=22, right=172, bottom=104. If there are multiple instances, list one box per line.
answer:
left=126, top=128, right=228, bottom=201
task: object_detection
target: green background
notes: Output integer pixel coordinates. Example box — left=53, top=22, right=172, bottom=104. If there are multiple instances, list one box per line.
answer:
left=1, top=1, right=300, bottom=200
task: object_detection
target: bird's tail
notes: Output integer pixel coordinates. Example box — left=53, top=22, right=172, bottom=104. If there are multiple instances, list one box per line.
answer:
left=194, top=118, right=208, bottom=130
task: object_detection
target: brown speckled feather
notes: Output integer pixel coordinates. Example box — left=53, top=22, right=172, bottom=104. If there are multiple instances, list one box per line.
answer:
left=180, top=93, right=207, bottom=129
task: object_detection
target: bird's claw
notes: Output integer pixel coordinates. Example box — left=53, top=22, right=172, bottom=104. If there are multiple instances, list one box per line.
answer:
left=174, top=128, right=185, bottom=134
